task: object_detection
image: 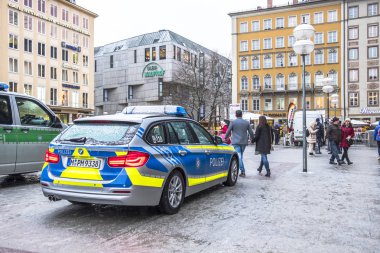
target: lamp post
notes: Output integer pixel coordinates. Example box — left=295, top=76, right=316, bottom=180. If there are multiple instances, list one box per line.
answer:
left=293, top=23, right=315, bottom=173
left=322, top=77, right=334, bottom=123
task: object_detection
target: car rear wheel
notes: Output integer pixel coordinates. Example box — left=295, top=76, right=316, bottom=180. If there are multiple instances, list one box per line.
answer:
left=223, top=157, right=238, bottom=186
left=159, top=170, right=184, bottom=215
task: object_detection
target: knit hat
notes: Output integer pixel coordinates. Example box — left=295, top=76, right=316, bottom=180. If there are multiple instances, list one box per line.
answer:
left=332, top=117, right=339, bottom=122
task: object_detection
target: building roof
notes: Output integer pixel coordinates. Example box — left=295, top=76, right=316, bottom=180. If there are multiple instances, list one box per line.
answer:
left=57, top=0, right=98, bottom=17
left=94, top=30, right=219, bottom=58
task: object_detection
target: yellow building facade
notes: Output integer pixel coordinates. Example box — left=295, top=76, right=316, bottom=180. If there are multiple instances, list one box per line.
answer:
left=230, top=0, right=343, bottom=121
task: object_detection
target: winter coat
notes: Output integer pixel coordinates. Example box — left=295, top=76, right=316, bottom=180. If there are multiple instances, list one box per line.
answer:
left=374, top=121, right=380, bottom=142
left=340, top=126, right=355, bottom=148
left=225, top=118, right=254, bottom=145
left=307, top=126, right=318, bottom=144
left=253, top=124, right=272, bottom=155
left=326, top=124, right=341, bottom=143
left=221, top=125, right=228, bottom=134
left=316, top=122, right=324, bottom=139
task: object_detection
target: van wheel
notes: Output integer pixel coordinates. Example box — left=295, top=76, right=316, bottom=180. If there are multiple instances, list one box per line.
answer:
left=159, top=170, right=184, bottom=215
left=224, top=157, right=238, bottom=186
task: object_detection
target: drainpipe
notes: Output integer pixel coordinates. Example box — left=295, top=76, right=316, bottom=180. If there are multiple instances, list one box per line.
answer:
left=343, top=0, right=347, bottom=119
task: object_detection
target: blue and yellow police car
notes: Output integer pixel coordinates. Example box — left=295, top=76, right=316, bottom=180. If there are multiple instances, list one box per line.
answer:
left=41, top=106, right=238, bottom=214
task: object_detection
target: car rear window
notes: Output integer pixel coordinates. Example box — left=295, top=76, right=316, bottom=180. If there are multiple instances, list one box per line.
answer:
left=57, top=123, right=140, bottom=145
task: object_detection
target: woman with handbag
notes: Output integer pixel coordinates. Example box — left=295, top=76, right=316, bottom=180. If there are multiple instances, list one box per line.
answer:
left=340, top=118, right=355, bottom=165
left=253, top=116, right=272, bottom=177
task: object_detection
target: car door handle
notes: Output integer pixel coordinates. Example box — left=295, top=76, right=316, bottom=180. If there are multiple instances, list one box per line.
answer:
left=179, top=150, right=187, bottom=156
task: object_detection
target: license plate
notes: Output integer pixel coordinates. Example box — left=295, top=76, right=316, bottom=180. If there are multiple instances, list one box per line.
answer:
left=68, top=158, right=101, bottom=169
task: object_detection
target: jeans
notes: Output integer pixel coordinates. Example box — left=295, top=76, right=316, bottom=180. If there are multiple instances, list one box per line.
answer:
left=377, top=141, right=380, bottom=156
left=259, top=154, right=269, bottom=172
left=329, top=140, right=340, bottom=162
left=233, top=145, right=247, bottom=173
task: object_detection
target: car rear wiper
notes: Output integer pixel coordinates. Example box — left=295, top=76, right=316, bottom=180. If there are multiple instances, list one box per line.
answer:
left=60, top=137, right=87, bottom=143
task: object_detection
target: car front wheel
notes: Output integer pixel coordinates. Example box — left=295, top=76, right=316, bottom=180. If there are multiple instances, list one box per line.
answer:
left=224, top=157, right=238, bottom=186
left=159, top=170, right=185, bottom=215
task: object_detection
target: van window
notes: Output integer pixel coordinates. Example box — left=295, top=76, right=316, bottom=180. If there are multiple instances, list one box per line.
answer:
left=0, top=96, right=12, bottom=125
left=16, top=97, right=53, bottom=127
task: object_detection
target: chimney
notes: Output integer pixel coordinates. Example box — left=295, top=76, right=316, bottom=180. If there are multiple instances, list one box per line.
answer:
left=293, top=0, right=298, bottom=4
left=267, top=0, right=273, bottom=8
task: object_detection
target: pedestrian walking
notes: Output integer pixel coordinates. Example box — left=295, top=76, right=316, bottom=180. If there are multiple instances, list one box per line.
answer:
left=315, top=118, right=324, bottom=154
left=252, top=116, right=272, bottom=177
left=307, top=121, right=318, bottom=156
left=326, top=117, right=344, bottom=165
left=225, top=110, right=254, bottom=177
left=274, top=122, right=281, bottom=145
left=340, top=118, right=355, bottom=165
left=374, top=121, right=380, bottom=160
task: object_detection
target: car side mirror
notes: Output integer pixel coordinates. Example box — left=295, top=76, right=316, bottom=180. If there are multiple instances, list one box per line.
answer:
left=214, top=136, right=224, bottom=145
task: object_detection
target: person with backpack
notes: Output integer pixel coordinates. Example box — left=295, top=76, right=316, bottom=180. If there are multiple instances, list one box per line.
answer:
left=315, top=118, right=324, bottom=154
left=307, top=121, right=318, bottom=155
left=326, top=117, right=344, bottom=165
left=340, top=118, right=355, bottom=165
left=374, top=121, right=380, bottom=160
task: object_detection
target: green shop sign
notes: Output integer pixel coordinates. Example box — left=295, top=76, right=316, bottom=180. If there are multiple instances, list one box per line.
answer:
left=142, top=63, right=165, bottom=78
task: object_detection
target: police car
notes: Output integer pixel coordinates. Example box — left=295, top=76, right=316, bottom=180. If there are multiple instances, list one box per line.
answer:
left=0, top=83, right=65, bottom=175
left=41, top=106, right=238, bottom=214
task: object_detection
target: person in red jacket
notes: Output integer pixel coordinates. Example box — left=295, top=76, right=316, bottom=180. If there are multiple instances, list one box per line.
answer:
left=340, top=118, right=355, bottom=165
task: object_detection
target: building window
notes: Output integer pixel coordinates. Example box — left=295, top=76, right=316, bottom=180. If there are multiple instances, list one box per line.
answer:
left=83, top=55, right=89, bottom=67
left=241, top=99, right=248, bottom=111
left=183, top=50, right=190, bottom=65
left=50, top=25, right=57, bottom=38
left=83, top=74, right=88, bottom=85
left=72, top=91, right=79, bottom=107
left=252, top=98, right=260, bottom=111
left=151, top=47, right=156, bottom=61
left=264, top=75, right=272, bottom=89
left=252, top=56, right=260, bottom=69
left=24, top=15, right=32, bottom=30
left=37, top=87, right=46, bottom=103
left=72, top=72, right=78, bottom=84
left=50, top=88, right=57, bottom=106
left=276, top=17, right=284, bottom=28
left=9, top=82, right=18, bottom=93
left=368, top=67, right=379, bottom=81
left=145, top=48, right=150, bottom=62
left=62, top=9, right=69, bottom=22
left=252, top=76, right=260, bottom=89
left=289, top=97, right=298, bottom=108
left=368, top=24, right=379, bottom=38
left=289, top=53, right=297, bottom=66
left=288, top=16, right=297, bottom=27
left=314, top=32, right=324, bottom=44
left=305, top=54, right=311, bottom=65
left=328, top=10, right=337, bottom=22
left=240, top=41, right=248, bottom=52
left=62, top=29, right=69, bottom=41
left=349, top=69, right=359, bottom=82
left=159, top=45, right=166, bottom=60
left=38, top=20, right=46, bottom=34
left=73, top=53, right=79, bottom=65
left=62, top=49, right=68, bottom=62
left=24, top=61, right=32, bottom=75
left=82, top=93, right=88, bottom=108
left=349, top=92, right=359, bottom=107
left=24, top=84, right=32, bottom=95
left=328, top=49, right=338, bottom=63
left=348, top=26, right=359, bottom=40
left=50, top=46, right=57, bottom=59
left=38, top=42, right=45, bottom=56
left=50, top=4, right=57, bottom=17
left=276, top=54, right=284, bottom=67
left=276, top=74, right=285, bottom=90
left=314, top=12, right=323, bottom=24
left=9, top=34, right=18, bottom=49
left=110, top=55, right=114, bottom=68
left=24, top=0, right=32, bottom=8
left=50, top=67, right=57, bottom=80
left=38, top=64, right=45, bottom=78
left=83, top=18, right=89, bottom=29
left=368, top=91, right=379, bottom=106
left=241, top=77, right=248, bottom=90
left=328, top=31, right=338, bottom=43
left=329, top=70, right=338, bottom=85
left=24, top=38, right=33, bottom=53
left=38, top=0, right=45, bottom=13
left=62, top=69, right=68, bottom=82
left=9, top=58, right=18, bottom=73
left=264, top=55, right=272, bottom=68
left=252, top=21, right=260, bottom=31
left=73, top=14, right=79, bottom=26
left=276, top=37, right=284, bottom=48
left=349, top=48, right=359, bottom=60
left=264, top=38, right=272, bottom=49
left=301, top=14, right=310, bottom=24
left=240, top=22, right=248, bottom=33
left=368, top=46, right=378, bottom=59
left=289, top=73, right=298, bottom=90
left=348, top=6, right=359, bottom=19
left=240, top=57, right=248, bottom=70
left=128, top=86, right=133, bottom=100
left=315, top=96, right=324, bottom=109
left=176, top=47, right=182, bottom=61
left=305, top=72, right=311, bottom=87
left=83, top=36, right=89, bottom=48
left=368, top=3, right=378, bottom=16
left=9, top=10, right=18, bottom=25
left=264, top=19, right=272, bottom=30
left=276, top=97, right=285, bottom=110
left=264, top=98, right=272, bottom=111
left=288, top=35, right=296, bottom=47
left=315, top=72, right=324, bottom=86
left=61, top=90, right=68, bottom=106
left=252, top=40, right=260, bottom=50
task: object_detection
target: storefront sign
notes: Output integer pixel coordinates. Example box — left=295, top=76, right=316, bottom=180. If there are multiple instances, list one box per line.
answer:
left=287, top=103, right=296, bottom=130
left=62, top=62, right=80, bottom=71
left=61, top=42, right=81, bottom=52
left=62, top=83, right=80, bottom=89
left=264, top=113, right=287, bottom=118
left=142, top=63, right=165, bottom=78
left=8, top=3, right=90, bottom=36
left=360, top=107, right=380, bottom=114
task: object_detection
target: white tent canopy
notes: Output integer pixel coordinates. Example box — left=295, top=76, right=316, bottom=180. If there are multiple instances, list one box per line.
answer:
left=350, top=119, right=369, bottom=127
left=242, top=112, right=273, bottom=120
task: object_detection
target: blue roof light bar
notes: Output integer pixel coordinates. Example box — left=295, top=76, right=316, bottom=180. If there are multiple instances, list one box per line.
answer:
left=0, top=83, right=9, bottom=91
left=122, top=105, right=188, bottom=117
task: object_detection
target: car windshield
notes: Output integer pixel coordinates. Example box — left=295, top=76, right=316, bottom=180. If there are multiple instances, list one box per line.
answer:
left=57, top=123, right=140, bottom=145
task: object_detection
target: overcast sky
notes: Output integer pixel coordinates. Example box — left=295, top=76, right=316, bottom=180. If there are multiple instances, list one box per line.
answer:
left=77, top=0, right=289, bottom=58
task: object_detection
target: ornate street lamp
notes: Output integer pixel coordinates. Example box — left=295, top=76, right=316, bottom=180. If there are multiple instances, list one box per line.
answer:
left=293, top=23, right=315, bottom=173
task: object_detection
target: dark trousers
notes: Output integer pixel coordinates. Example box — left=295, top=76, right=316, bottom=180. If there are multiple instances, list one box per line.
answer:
left=316, top=137, right=322, bottom=153
left=377, top=141, right=380, bottom=156
left=275, top=134, right=280, bottom=145
left=341, top=147, right=350, bottom=162
left=329, top=140, right=341, bottom=162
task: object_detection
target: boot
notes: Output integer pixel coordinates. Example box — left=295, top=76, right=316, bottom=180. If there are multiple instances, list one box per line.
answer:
left=347, top=159, right=353, bottom=165
left=338, top=160, right=345, bottom=165
left=265, top=169, right=271, bottom=177
left=257, top=167, right=262, bottom=173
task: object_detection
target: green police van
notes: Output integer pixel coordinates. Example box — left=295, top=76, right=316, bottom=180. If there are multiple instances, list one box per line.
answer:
left=0, top=83, right=65, bottom=175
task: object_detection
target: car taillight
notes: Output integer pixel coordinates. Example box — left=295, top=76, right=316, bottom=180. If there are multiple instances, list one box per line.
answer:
left=45, top=150, right=60, bottom=164
left=108, top=151, right=150, bottom=168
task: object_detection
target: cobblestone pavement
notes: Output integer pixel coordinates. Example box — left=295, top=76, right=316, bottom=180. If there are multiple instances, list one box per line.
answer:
left=0, top=145, right=379, bottom=253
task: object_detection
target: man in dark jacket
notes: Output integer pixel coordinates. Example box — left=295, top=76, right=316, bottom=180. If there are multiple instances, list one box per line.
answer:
left=326, top=117, right=344, bottom=165
left=225, top=110, right=254, bottom=177
left=315, top=118, right=324, bottom=154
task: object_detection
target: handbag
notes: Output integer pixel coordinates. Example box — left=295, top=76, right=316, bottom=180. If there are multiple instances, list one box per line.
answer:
left=347, top=138, right=354, bottom=146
